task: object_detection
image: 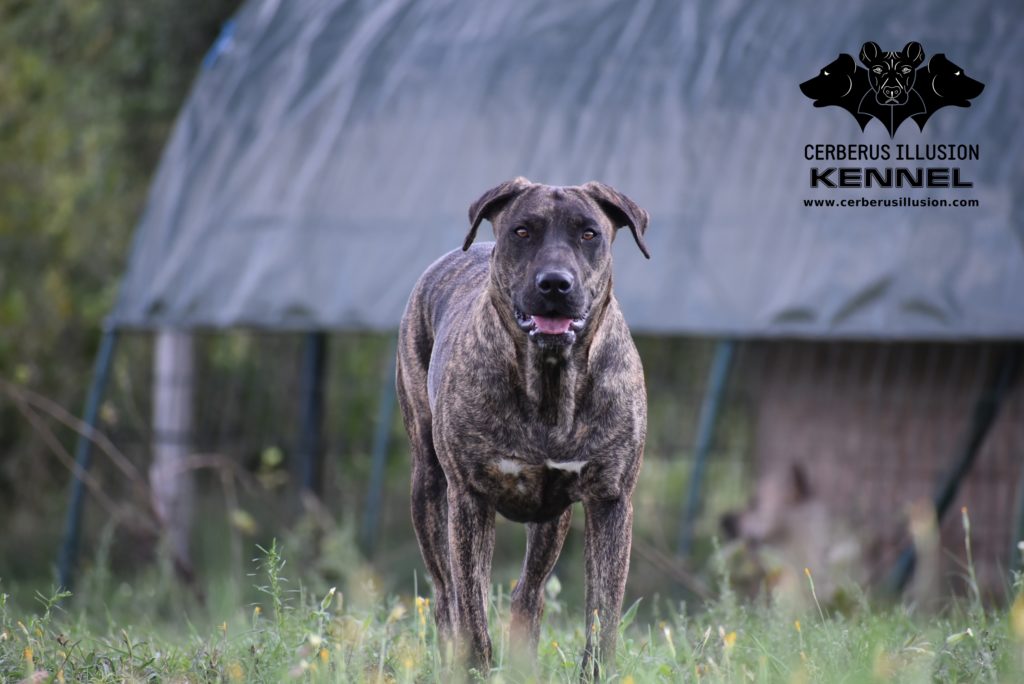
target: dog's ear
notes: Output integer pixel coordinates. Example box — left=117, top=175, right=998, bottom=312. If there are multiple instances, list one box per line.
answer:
left=902, top=41, right=925, bottom=67
left=859, top=41, right=881, bottom=66
left=836, top=53, right=856, bottom=74
left=465, top=177, right=533, bottom=251
left=581, top=182, right=651, bottom=259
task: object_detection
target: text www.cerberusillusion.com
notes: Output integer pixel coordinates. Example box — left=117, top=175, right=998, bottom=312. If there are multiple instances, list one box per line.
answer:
left=803, top=196, right=980, bottom=208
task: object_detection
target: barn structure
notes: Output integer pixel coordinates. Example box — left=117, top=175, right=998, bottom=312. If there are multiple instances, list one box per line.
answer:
left=61, top=0, right=1024, bottom=599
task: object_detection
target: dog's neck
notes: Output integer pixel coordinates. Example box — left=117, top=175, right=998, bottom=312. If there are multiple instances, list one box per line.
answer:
left=484, top=280, right=613, bottom=433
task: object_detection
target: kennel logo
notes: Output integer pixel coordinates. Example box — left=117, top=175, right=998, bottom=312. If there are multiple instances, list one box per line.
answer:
left=800, top=42, right=984, bottom=138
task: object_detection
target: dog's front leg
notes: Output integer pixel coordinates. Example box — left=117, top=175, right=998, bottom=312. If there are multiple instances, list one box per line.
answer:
left=447, top=488, right=496, bottom=673
left=510, top=507, right=573, bottom=662
left=581, top=497, right=632, bottom=680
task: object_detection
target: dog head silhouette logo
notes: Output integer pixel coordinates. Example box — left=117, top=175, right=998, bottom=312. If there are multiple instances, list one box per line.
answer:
left=800, top=42, right=983, bottom=137
left=798, top=53, right=872, bottom=131
left=912, top=53, right=986, bottom=129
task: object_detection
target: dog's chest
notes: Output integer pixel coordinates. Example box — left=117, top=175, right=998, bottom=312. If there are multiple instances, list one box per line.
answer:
left=465, top=431, right=596, bottom=523
left=430, top=314, right=643, bottom=521
left=436, top=383, right=627, bottom=522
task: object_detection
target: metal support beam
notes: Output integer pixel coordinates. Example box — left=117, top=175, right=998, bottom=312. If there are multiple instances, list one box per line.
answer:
left=678, top=339, right=736, bottom=557
left=888, top=345, right=1021, bottom=593
left=297, top=332, right=328, bottom=497
left=361, top=338, right=398, bottom=556
left=58, top=327, right=119, bottom=590
left=1012, top=456, right=1024, bottom=574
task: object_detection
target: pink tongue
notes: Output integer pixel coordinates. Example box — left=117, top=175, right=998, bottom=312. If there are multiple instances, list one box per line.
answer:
left=532, top=315, right=573, bottom=334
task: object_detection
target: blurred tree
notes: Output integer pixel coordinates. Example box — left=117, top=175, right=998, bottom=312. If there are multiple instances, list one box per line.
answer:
left=0, top=0, right=241, bottom=533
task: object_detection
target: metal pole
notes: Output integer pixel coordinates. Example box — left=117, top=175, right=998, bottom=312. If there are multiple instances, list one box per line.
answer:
left=1012, top=457, right=1024, bottom=574
left=361, top=338, right=398, bottom=556
left=678, top=339, right=736, bottom=557
left=298, top=332, right=328, bottom=497
left=58, top=327, right=119, bottom=590
left=888, top=345, right=1021, bottom=593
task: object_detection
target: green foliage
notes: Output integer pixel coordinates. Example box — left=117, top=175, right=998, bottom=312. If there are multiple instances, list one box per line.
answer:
left=1, top=545, right=1023, bottom=682
left=0, top=0, right=241, bottom=538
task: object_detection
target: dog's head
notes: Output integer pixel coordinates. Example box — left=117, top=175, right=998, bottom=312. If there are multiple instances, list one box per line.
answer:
left=463, top=178, right=649, bottom=348
left=860, top=41, right=924, bottom=106
left=799, top=53, right=860, bottom=104
left=921, top=53, right=984, bottom=106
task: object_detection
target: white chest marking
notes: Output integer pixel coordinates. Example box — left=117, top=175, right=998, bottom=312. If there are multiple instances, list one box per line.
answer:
left=498, top=458, right=523, bottom=475
left=545, top=459, right=587, bottom=474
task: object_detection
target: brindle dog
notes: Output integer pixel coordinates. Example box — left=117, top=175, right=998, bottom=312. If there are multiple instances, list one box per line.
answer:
left=396, top=178, right=649, bottom=678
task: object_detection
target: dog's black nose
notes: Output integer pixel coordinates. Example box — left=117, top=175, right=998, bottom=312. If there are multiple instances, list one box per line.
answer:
left=536, top=270, right=574, bottom=295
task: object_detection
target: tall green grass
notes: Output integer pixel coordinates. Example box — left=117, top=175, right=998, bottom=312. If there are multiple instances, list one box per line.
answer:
left=2, top=534, right=1023, bottom=683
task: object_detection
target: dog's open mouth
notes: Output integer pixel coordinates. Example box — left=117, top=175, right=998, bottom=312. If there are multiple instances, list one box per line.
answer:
left=515, top=309, right=587, bottom=344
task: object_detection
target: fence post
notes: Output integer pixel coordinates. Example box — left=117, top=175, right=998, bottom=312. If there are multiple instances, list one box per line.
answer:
left=678, top=339, right=736, bottom=557
left=58, top=327, right=119, bottom=590
left=888, top=345, right=1021, bottom=593
left=361, top=338, right=398, bottom=556
left=150, top=330, right=195, bottom=580
left=298, top=332, right=328, bottom=497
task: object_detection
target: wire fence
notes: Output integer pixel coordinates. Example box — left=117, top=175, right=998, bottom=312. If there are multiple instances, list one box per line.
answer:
left=9, top=332, right=1021, bottom=604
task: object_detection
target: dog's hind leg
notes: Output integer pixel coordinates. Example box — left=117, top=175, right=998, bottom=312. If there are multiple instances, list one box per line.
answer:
left=581, top=497, right=633, bottom=681
left=397, top=359, right=456, bottom=658
left=447, top=489, right=496, bottom=672
left=410, top=438, right=455, bottom=656
left=509, top=507, right=572, bottom=661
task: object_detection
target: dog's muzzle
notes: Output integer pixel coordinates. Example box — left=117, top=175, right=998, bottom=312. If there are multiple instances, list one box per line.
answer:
left=515, top=308, right=588, bottom=346
left=877, top=83, right=907, bottom=104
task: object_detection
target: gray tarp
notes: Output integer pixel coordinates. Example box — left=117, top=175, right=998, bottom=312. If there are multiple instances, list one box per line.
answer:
left=112, top=0, right=1024, bottom=339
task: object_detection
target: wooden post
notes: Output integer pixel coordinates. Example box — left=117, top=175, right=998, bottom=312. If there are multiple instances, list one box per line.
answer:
left=151, top=329, right=196, bottom=581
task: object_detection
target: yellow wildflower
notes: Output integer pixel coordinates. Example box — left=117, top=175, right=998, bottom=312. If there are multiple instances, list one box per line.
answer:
left=388, top=602, right=407, bottom=623
left=662, top=624, right=676, bottom=659
left=227, top=662, right=245, bottom=682
left=1011, top=592, right=1024, bottom=641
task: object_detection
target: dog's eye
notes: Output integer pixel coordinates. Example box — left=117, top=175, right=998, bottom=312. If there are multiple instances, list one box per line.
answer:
left=901, top=66, right=911, bottom=74
left=872, top=67, right=882, bottom=74
left=514, top=227, right=529, bottom=238
left=822, top=70, right=829, bottom=76
left=582, top=229, right=597, bottom=241
left=954, top=70, right=961, bottom=76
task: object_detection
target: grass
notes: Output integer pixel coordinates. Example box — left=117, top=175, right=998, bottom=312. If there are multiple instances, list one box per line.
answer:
left=2, top=537, right=1024, bottom=684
